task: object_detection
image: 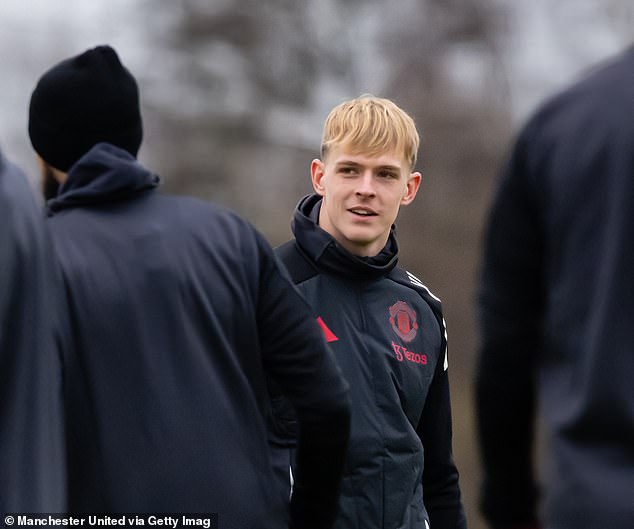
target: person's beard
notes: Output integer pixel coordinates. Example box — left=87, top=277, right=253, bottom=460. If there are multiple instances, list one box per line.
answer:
left=42, top=164, right=60, bottom=201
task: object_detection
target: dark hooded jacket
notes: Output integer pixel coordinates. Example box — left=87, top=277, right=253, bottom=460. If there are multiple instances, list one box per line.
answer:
left=477, top=46, right=634, bottom=529
left=269, top=195, right=466, bottom=529
left=46, top=143, right=350, bottom=529
left=0, top=150, right=66, bottom=513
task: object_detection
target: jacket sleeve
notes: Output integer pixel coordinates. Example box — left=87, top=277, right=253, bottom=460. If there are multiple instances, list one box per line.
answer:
left=417, top=322, right=467, bottom=529
left=475, top=128, right=543, bottom=528
left=254, top=233, right=351, bottom=529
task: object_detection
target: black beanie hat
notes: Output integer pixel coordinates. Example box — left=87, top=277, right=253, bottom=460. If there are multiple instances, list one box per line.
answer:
left=28, top=45, right=143, bottom=172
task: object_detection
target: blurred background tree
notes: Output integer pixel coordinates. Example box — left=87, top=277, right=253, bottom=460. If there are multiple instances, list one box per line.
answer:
left=1, top=1, right=632, bottom=526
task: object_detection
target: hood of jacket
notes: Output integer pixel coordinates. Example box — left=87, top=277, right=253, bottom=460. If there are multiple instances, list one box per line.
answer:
left=291, top=193, right=399, bottom=280
left=47, top=142, right=159, bottom=214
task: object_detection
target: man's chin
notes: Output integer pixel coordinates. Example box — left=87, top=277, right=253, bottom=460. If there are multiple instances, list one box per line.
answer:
left=340, top=230, right=385, bottom=257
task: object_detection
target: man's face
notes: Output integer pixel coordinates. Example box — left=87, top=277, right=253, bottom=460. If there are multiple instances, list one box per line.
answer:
left=311, top=147, right=421, bottom=257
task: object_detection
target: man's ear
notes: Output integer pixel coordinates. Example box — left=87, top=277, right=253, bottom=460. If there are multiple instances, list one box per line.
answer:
left=311, top=158, right=326, bottom=196
left=401, top=171, right=422, bottom=206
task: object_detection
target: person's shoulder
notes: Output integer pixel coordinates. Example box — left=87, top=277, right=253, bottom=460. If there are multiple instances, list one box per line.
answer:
left=164, top=194, right=257, bottom=233
left=141, top=194, right=274, bottom=266
left=388, top=266, right=443, bottom=313
left=525, top=47, right=633, bottom=137
left=572, top=45, right=634, bottom=96
left=161, top=193, right=231, bottom=216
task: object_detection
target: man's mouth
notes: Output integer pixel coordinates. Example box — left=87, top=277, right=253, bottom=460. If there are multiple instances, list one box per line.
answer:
left=349, top=207, right=377, bottom=217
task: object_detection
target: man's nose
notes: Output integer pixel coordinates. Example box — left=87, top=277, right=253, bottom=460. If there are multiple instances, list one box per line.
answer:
left=355, top=171, right=376, bottom=197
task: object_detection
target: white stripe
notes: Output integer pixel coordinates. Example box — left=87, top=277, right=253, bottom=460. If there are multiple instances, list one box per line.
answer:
left=425, top=520, right=430, bottom=529
left=407, top=271, right=447, bottom=369
left=289, top=465, right=294, bottom=500
left=406, top=271, right=441, bottom=303
left=407, top=271, right=425, bottom=287
left=443, top=317, right=449, bottom=371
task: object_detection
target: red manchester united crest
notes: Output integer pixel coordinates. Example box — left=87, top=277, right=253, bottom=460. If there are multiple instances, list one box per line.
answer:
left=389, top=301, right=418, bottom=343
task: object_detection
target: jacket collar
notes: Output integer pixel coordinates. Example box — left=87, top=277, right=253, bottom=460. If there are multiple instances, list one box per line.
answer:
left=292, top=194, right=399, bottom=280
left=47, top=142, right=159, bottom=215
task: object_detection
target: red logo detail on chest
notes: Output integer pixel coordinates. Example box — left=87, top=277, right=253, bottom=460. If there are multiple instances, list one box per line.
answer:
left=392, top=342, right=427, bottom=365
left=389, top=301, right=418, bottom=342
left=316, top=316, right=338, bottom=342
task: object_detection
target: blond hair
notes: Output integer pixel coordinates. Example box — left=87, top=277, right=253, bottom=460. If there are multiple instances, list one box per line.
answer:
left=320, top=95, right=420, bottom=170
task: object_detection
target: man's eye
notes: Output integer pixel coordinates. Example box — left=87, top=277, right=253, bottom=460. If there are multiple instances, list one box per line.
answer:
left=339, top=167, right=357, bottom=175
left=379, top=171, right=397, bottom=178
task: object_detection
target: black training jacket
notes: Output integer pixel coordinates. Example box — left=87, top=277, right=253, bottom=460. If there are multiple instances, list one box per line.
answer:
left=269, top=195, right=466, bottom=529
left=46, top=143, right=350, bottom=529
left=477, top=46, right=634, bottom=529
left=0, top=150, right=66, bottom=513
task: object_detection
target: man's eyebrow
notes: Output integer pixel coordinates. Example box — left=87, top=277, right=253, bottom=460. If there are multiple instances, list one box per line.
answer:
left=335, top=160, right=401, bottom=171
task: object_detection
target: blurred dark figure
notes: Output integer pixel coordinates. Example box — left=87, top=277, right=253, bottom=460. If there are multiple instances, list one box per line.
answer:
left=28, top=45, right=350, bottom=528
left=476, top=45, right=634, bottom=529
left=0, top=149, right=66, bottom=513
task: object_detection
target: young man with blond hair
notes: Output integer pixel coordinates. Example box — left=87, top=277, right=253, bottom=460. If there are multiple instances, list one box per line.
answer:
left=269, top=96, right=467, bottom=529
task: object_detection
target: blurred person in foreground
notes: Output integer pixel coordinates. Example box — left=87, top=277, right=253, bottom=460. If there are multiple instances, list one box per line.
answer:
left=268, top=95, right=467, bottom=529
left=0, top=147, right=66, bottom=514
left=28, top=44, right=350, bottom=528
left=476, top=45, right=634, bottom=529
